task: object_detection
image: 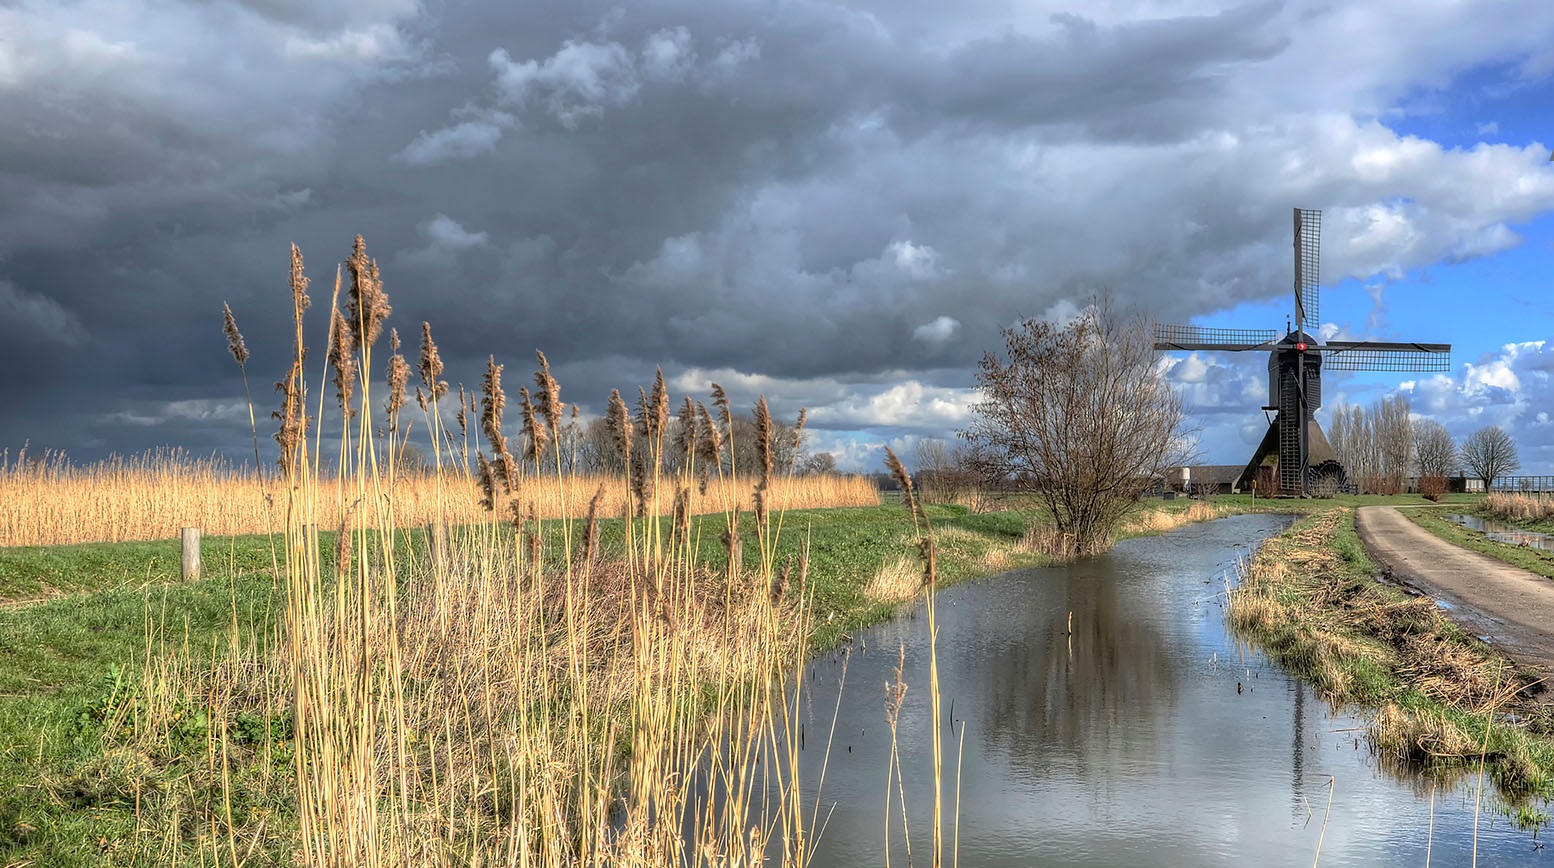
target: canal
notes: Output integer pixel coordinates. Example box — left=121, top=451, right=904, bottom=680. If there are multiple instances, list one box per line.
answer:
left=779, top=513, right=1548, bottom=866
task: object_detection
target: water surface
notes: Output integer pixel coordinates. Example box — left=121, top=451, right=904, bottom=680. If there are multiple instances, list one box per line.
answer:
left=781, top=514, right=1547, bottom=866
left=1448, top=513, right=1554, bottom=553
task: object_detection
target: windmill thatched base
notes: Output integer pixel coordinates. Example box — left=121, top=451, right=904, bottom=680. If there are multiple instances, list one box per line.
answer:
left=1236, top=417, right=1346, bottom=497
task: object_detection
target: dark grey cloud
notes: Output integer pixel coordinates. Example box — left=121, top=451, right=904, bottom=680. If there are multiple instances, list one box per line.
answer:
left=2, top=0, right=1553, bottom=470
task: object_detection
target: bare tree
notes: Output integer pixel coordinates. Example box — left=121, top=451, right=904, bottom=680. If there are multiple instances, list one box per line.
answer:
left=1373, top=394, right=1413, bottom=495
left=800, top=451, right=837, bottom=475
left=1461, top=425, right=1520, bottom=489
left=962, top=298, right=1186, bottom=557
left=1412, top=419, right=1458, bottom=477
left=1327, top=396, right=1412, bottom=494
left=914, top=437, right=978, bottom=504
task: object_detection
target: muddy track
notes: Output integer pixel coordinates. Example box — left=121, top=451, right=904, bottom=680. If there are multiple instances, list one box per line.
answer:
left=1356, top=505, right=1554, bottom=679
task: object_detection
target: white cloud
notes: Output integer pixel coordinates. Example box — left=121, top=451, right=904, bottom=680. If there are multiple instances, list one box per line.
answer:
left=811, top=381, right=976, bottom=429
left=399, top=214, right=491, bottom=267
left=490, top=40, right=640, bottom=128
left=103, top=398, right=249, bottom=428
left=670, top=366, right=974, bottom=433
left=283, top=23, right=412, bottom=62
left=912, top=315, right=960, bottom=346
left=888, top=240, right=940, bottom=277
left=398, top=113, right=514, bottom=165
left=640, top=27, right=695, bottom=82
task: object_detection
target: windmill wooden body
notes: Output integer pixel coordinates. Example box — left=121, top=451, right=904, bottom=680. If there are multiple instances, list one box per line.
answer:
left=1154, top=209, right=1451, bottom=496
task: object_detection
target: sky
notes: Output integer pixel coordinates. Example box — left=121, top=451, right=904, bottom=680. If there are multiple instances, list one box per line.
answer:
left=2, top=0, right=1553, bottom=475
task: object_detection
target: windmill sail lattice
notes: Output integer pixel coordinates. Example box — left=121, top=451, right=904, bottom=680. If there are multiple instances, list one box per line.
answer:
left=1154, top=208, right=1452, bottom=496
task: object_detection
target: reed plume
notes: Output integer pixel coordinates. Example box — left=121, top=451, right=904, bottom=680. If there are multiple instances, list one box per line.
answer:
left=534, top=350, right=563, bottom=449
left=456, top=384, right=468, bottom=438
left=711, top=382, right=731, bottom=433
left=418, top=322, right=448, bottom=401
left=674, top=397, right=698, bottom=468
left=385, top=334, right=410, bottom=421
left=327, top=306, right=358, bottom=417
left=475, top=451, right=496, bottom=511
left=632, top=454, right=654, bottom=519
left=607, top=389, right=632, bottom=469
left=582, top=483, right=604, bottom=562
left=697, top=402, right=722, bottom=469
left=793, top=408, right=807, bottom=451
left=520, top=386, right=547, bottom=466
left=753, top=397, right=774, bottom=531
left=273, top=246, right=311, bottom=479
left=222, top=303, right=249, bottom=366
left=481, top=357, right=520, bottom=495
left=650, top=368, right=670, bottom=441
left=480, top=356, right=509, bottom=460
left=289, top=243, right=311, bottom=318
left=415, top=385, right=428, bottom=413
left=222, top=302, right=264, bottom=474
left=635, top=386, right=651, bottom=439
left=345, top=235, right=391, bottom=350
left=754, top=397, right=774, bottom=482
left=883, top=447, right=924, bottom=530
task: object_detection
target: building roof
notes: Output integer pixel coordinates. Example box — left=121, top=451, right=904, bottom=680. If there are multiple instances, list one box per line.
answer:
left=1183, top=465, right=1245, bottom=485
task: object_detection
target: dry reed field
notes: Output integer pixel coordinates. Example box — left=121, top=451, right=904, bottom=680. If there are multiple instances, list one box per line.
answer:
left=0, top=449, right=876, bottom=548
left=51, top=237, right=952, bottom=867
left=1484, top=491, right=1554, bottom=525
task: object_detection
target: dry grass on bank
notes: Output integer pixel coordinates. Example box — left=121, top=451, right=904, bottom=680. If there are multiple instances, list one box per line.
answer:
left=865, top=555, right=923, bottom=603
left=1228, top=508, right=1550, bottom=785
left=1484, top=492, right=1554, bottom=525
left=0, top=448, right=877, bottom=547
left=1121, top=499, right=1219, bottom=535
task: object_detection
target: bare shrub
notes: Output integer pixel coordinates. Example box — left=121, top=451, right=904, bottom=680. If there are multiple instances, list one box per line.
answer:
left=1417, top=474, right=1448, bottom=502
left=963, top=297, right=1186, bottom=557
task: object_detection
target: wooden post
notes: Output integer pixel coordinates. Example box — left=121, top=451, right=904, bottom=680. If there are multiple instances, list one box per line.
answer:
left=181, top=527, right=201, bottom=580
left=426, top=522, right=446, bottom=569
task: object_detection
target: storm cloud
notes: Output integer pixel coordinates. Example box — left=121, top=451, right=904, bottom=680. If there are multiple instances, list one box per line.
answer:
left=3, top=0, right=1553, bottom=468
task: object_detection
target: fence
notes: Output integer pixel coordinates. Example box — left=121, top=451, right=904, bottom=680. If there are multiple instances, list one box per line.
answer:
left=1490, top=477, right=1554, bottom=494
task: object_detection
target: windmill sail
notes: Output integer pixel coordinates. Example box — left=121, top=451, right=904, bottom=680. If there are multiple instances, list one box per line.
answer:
left=1152, top=324, right=1278, bottom=352
left=1294, top=208, right=1321, bottom=333
left=1320, top=341, right=1450, bottom=372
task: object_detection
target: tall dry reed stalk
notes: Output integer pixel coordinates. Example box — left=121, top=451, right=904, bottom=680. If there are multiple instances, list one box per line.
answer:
left=194, top=237, right=833, bottom=865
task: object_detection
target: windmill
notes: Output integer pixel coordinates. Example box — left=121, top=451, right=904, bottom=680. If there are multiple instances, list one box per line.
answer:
left=1154, top=208, right=1451, bottom=496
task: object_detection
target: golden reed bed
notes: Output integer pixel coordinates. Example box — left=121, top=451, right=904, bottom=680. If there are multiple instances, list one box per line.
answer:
left=0, top=450, right=878, bottom=547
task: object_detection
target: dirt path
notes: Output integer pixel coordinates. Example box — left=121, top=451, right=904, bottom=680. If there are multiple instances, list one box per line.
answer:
left=1356, top=505, right=1554, bottom=676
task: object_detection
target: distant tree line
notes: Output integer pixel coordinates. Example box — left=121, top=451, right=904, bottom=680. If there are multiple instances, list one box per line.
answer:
left=1327, top=395, right=1520, bottom=494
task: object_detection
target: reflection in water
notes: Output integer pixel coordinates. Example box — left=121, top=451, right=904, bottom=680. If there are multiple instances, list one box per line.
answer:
left=1448, top=513, right=1554, bottom=552
left=779, top=514, right=1550, bottom=867
left=982, top=554, right=1178, bottom=782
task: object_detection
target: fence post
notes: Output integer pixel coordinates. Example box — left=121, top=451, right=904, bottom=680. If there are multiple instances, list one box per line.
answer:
left=181, top=527, right=201, bottom=580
